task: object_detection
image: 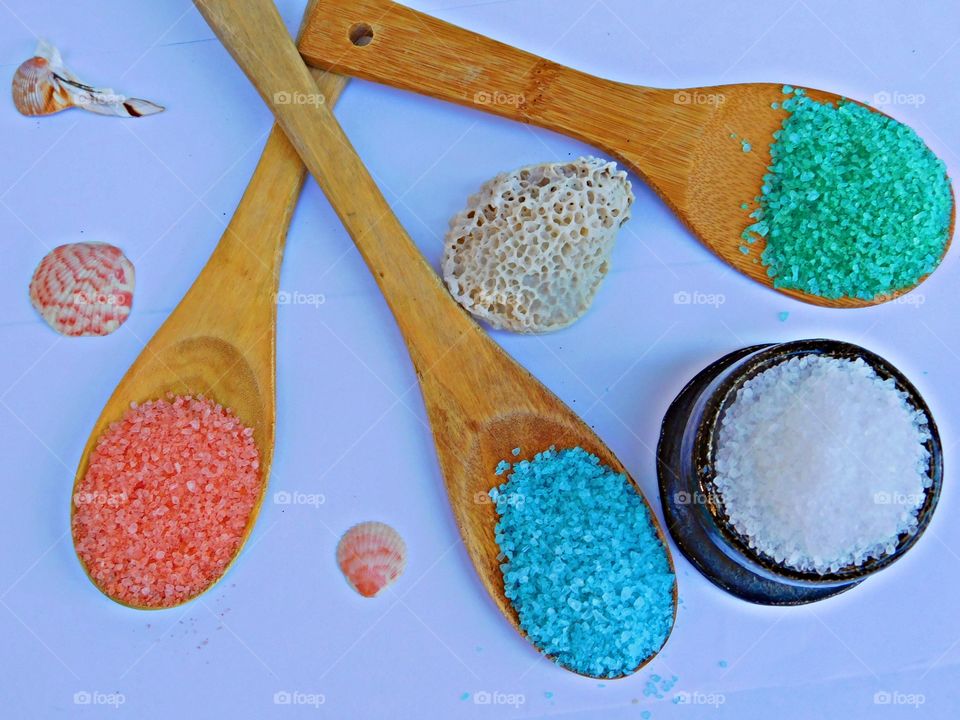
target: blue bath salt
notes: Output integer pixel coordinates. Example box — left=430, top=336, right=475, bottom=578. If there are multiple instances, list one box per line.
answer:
left=718, top=659, right=729, bottom=668
left=512, top=447, right=521, bottom=456
left=642, top=712, right=652, bottom=720
left=460, top=692, right=470, bottom=701
left=642, top=671, right=678, bottom=698
left=489, top=447, right=675, bottom=678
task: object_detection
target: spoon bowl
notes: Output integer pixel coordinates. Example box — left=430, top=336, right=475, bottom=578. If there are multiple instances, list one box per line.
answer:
left=298, top=0, right=955, bottom=308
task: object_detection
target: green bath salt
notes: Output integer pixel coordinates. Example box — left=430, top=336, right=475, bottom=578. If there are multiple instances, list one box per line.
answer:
left=742, top=87, right=952, bottom=300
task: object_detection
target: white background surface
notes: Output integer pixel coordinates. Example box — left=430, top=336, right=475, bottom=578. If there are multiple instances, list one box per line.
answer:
left=1, top=1, right=959, bottom=717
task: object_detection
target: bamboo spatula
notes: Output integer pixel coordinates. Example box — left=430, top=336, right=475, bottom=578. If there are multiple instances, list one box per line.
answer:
left=193, top=0, right=677, bottom=676
left=297, top=0, right=955, bottom=308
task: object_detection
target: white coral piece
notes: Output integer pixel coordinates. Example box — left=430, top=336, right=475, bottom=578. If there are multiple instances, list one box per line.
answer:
left=442, top=156, right=634, bottom=333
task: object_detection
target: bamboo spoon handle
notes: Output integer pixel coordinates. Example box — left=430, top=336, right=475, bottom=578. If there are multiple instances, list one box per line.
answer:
left=176, top=69, right=347, bottom=342
left=299, top=0, right=624, bottom=141
left=216, top=70, right=351, bottom=293
left=182, top=0, right=346, bottom=339
left=188, top=127, right=305, bottom=324
left=193, top=0, right=477, bottom=369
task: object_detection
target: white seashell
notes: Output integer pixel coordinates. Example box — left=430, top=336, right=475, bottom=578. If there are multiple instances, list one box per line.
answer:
left=29, top=242, right=136, bottom=337
left=336, top=521, right=407, bottom=598
left=12, top=40, right=164, bottom=118
left=442, top=157, right=634, bottom=333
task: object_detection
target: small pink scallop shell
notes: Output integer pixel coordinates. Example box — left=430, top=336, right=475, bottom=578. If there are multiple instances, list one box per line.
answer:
left=29, top=242, right=136, bottom=337
left=336, top=522, right=407, bottom=598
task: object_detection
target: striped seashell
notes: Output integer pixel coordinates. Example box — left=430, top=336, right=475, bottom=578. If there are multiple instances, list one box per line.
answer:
left=12, top=54, right=73, bottom=115
left=12, top=40, right=164, bottom=118
left=336, top=521, right=407, bottom=598
left=29, top=242, right=136, bottom=337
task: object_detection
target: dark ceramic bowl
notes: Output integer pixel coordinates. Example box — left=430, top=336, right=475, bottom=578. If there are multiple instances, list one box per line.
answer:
left=658, top=339, right=943, bottom=605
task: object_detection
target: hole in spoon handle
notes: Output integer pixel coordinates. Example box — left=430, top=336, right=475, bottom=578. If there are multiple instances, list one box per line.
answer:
left=349, top=22, right=374, bottom=46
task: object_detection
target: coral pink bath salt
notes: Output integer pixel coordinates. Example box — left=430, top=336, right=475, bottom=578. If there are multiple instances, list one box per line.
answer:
left=72, top=395, right=261, bottom=608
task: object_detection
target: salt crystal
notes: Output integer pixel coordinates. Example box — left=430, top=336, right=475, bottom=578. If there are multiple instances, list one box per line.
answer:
left=490, top=446, right=674, bottom=677
left=72, top=396, right=261, bottom=608
left=713, top=354, right=931, bottom=574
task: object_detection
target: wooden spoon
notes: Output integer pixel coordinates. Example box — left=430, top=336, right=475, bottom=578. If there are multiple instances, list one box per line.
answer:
left=296, top=0, right=955, bottom=308
left=193, top=0, right=677, bottom=676
left=70, top=3, right=348, bottom=607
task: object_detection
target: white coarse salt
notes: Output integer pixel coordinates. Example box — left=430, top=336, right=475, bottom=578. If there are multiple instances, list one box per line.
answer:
left=713, top=354, right=931, bottom=574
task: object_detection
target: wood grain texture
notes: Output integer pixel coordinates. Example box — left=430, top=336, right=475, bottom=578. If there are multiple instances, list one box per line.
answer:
left=71, top=0, right=348, bottom=609
left=299, top=0, right=955, bottom=308
left=194, top=0, right=676, bottom=676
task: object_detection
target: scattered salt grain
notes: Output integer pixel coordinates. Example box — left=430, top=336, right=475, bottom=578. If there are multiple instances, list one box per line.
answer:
left=713, top=354, right=931, bottom=574
left=490, top=447, right=674, bottom=677
left=72, top=395, right=262, bottom=608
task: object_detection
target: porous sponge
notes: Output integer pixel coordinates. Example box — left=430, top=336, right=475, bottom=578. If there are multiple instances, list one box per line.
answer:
left=442, top=157, right=634, bottom=333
